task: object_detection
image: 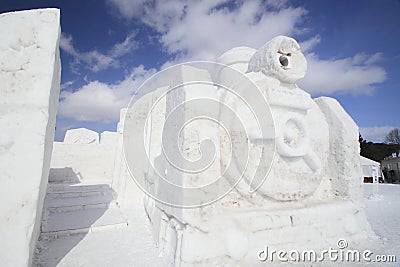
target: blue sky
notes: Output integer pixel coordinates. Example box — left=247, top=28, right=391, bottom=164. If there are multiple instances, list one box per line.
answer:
left=1, top=0, right=399, bottom=142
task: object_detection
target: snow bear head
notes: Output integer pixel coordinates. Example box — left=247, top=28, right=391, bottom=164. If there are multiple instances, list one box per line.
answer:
left=247, top=36, right=307, bottom=84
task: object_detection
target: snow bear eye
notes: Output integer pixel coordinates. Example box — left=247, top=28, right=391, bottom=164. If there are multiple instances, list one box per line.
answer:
left=279, top=55, right=289, bottom=67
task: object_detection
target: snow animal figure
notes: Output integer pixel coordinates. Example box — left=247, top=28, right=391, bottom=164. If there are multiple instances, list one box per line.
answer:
left=219, top=36, right=335, bottom=201
left=241, top=35, right=328, bottom=201
left=223, top=35, right=366, bottom=203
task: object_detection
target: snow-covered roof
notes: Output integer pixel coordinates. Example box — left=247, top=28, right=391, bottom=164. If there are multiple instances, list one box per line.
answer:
left=360, top=156, right=380, bottom=166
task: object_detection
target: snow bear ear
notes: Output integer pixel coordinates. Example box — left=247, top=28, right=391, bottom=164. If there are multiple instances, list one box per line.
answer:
left=248, top=36, right=307, bottom=84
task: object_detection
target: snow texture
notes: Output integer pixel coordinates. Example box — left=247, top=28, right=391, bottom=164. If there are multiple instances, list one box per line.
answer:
left=0, top=8, right=61, bottom=267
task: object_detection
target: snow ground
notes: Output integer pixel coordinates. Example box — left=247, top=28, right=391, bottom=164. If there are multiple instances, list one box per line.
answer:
left=364, top=183, right=400, bottom=266
left=35, top=183, right=399, bottom=267
left=33, top=179, right=164, bottom=267
left=36, top=211, right=163, bottom=267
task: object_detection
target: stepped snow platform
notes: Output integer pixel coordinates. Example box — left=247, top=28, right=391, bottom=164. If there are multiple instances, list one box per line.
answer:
left=34, top=179, right=162, bottom=267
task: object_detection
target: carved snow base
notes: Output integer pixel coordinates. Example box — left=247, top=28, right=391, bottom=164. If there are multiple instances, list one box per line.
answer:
left=148, top=201, right=374, bottom=266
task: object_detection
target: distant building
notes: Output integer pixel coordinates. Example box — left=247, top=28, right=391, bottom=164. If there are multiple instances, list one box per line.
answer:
left=361, top=156, right=383, bottom=183
left=381, top=151, right=400, bottom=183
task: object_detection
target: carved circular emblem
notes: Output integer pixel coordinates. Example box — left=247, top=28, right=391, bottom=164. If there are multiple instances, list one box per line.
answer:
left=276, top=113, right=309, bottom=157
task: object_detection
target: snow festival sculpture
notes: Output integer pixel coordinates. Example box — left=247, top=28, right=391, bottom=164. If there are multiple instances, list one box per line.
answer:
left=123, top=36, right=374, bottom=266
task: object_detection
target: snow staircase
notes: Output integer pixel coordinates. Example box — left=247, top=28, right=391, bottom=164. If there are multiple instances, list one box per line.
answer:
left=34, top=179, right=163, bottom=266
left=39, top=180, right=128, bottom=239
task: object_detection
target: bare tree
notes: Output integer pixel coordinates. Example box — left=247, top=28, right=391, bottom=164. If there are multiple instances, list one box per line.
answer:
left=385, top=128, right=400, bottom=144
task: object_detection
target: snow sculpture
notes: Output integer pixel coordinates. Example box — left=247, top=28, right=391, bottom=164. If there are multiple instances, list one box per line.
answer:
left=64, top=128, right=100, bottom=144
left=0, top=9, right=60, bottom=267
left=134, top=36, right=375, bottom=266
left=240, top=36, right=325, bottom=201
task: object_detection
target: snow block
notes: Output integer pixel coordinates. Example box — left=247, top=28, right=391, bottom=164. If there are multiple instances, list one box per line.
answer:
left=49, top=129, right=118, bottom=183
left=64, top=128, right=100, bottom=145
left=0, top=9, right=61, bottom=267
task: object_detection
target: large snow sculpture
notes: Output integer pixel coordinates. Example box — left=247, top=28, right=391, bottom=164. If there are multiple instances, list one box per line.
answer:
left=0, top=9, right=61, bottom=267
left=128, top=36, right=375, bottom=266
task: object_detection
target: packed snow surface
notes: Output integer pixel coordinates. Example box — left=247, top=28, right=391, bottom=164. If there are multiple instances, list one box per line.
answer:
left=34, top=183, right=399, bottom=266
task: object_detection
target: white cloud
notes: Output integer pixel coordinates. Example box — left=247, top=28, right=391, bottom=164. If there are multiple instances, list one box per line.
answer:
left=58, top=65, right=156, bottom=122
left=108, top=0, right=306, bottom=61
left=107, top=0, right=387, bottom=96
left=298, top=52, right=386, bottom=95
left=107, top=0, right=147, bottom=20
left=60, top=80, right=75, bottom=90
left=60, top=32, right=138, bottom=72
left=364, top=53, right=384, bottom=65
left=59, top=33, right=76, bottom=55
left=110, top=32, right=139, bottom=57
left=360, top=126, right=399, bottom=143
left=299, top=35, right=321, bottom=53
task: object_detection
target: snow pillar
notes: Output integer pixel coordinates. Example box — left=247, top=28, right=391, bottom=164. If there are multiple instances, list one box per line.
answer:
left=0, top=9, right=61, bottom=267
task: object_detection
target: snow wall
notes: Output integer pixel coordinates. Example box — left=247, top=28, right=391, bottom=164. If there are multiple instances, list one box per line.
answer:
left=49, top=129, right=118, bottom=184
left=0, top=9, right=61, bottom=267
